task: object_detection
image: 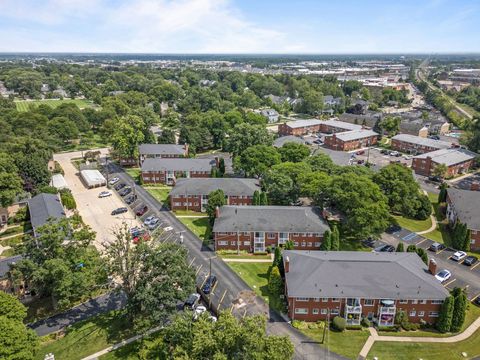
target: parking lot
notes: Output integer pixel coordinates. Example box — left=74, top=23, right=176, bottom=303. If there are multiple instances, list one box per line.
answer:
left=452, top=173, right=480, bottom=190
left=381, top=227, right=480, bottom=301
left=355, top=147, right=413, bottom=168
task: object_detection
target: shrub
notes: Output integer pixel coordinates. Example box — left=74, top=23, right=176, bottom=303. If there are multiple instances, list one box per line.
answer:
left=60, top=190, right=77, bottom=210
left=332, top=316, right=346, bottom=332
left=346, top=325, right=363, bottom=330
left=378, top=325, right=400, bottom=332
left=292, top=320, right=308, bottom=330
left=361, top=317, right=371, bottom=328
left=268, top=266, right=283, bottom=295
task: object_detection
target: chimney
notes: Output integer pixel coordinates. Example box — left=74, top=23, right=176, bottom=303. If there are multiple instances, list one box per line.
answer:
left=285, top=256, right=290, bottom=273
left=471, top=182, right=480, bottom=191
left=428, top=258, right=437, bottom=275
left=215, top=206, right=220, bottom=218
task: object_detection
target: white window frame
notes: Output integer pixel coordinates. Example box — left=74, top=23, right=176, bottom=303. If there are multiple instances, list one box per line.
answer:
left=294, top=308, right=308, bottom=315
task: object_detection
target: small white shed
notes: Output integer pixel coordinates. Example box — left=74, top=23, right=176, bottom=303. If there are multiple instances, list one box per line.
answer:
left=50, top=174, right=68, bottom=190
left=80, top=170, right=106, bottom=188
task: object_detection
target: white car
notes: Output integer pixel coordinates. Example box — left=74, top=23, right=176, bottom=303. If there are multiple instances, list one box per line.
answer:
left=389, top=151, right=399, bottom=156
left=144, top=216, right=156, bottom=226
left=451, top=251, right=467, bottom=262
left=148, top=218, right=160, bottom=230
left=98, top=191, right=112, bottom=198
left=109, top=177, right=120, bottom=185
left=403, top=155, right=413, bottom=160
left=435, top=269, right=452, bottom=283
left=193, top=305, right=207, bottom=320
left=164, top=226, right=174, bottom=232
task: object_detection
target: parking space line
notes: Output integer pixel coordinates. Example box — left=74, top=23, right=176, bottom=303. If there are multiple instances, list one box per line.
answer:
left=470, top=292, right=480, bottom=302
left=436, top=248, right=447, bottom=255
left=200, top=274, right=208, bottom=289
left=471, top=262, right=480, bottom=271
left=443, top=278, right=456, bottom=287
left=230, top=304, right=234, bottom=313
left=210, top=282, right=218, bottom=296
left=447, top=255, right=453, bottom=260
left=416, top=238, right=428, bottom=246
left=195, top=264, right=203, bottom=276
left=218, top=290, right=227, bottom=308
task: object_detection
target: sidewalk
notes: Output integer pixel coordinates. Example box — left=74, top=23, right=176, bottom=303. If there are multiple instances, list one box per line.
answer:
left=221, top=258, right=273, bottom=263
left=416, top=190, right=437, bottom=235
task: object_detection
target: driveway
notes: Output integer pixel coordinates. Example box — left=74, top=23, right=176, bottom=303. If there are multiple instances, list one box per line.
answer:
left=53, top=150, right=141, bottom=249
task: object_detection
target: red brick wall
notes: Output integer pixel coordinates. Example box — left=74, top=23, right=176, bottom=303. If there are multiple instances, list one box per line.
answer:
left=324, top=135, right=378, bottom=151
left=170, top=195, right=253, bottom=212
left=142, top=171, right=210, bottom=184
left=412, top=158, right=474, bottom=177
left=286, top=297, right=443, bottom=324
left=470, top=229, right=480, bottom=252
left=278, top=124, right=321, bottom=136
left=391, top=139, right=442, bottom=154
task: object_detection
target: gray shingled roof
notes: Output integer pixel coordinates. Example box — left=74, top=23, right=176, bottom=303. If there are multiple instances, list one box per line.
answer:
left=139, top=144, right=185, bottom=156
left=284, top=251, right=449, bottom=300
left=392, top=134, right=451, bottom=149
left=327, top=129, right=378, bottom=142
left=0, top=255, right=22, bottom=279
left=273, top=136, right=305, bottom=148
left=141, top=158, right=216, bottom=172
left=414, top=148, right=477, bottom=166
left=447, top=188, right=480, bottom=230
left=284, top=119, right=323, bottom=129
left=170, top=178, right=260, bottom=197
left=28, top=193, right=66, bottom=230
left=321, top=119, right=362, bottom=131
left=213, top=206, right=330, bottom=233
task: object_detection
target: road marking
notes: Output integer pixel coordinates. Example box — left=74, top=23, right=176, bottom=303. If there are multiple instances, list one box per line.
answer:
left=470, top=292, right=480, bottom=302
left=416, top=238, right=428, bottom=246
left=243, top=309, right=247, bottom=318
left=230, top=304, right=234, bottom=313
left=195, top=264, right=203, bottom=276
left=436, top=248, right=447, bottom=255
left=210, top=281, right=218, bottom=295
left=218, top=290, right=227, bottom=308
left=471, top=262, right=480, bottom=271
left=443, top=278, right=456, bottom=287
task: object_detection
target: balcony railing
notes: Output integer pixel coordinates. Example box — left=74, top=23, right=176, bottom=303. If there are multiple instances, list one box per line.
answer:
left=380, top=306, right=396, bottom=314
left=346, top=305, right=362, bottom=314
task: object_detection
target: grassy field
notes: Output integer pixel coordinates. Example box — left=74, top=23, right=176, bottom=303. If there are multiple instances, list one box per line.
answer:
left=218, top=253, right=272, bottom=260
left=393, top=214, right=432, bottom=233
left=173, top=209, right=206, bottom=216
left=35, top=311, right=133, bottom=360
left=300, top=327, right=370, bottom=360
left=178, top=217, right=211, bottom=241
left=146, top=187, right=171, bottom=205
left=124, top=168, right=141, bottom=183
left=227, top=262, right=286, bottom=313
left=15, top=99, right=96, bottom=112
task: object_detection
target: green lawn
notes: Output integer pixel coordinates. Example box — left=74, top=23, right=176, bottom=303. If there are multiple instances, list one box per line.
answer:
left=218, top=254, right=272, bottom=260
left=173, top=209, right=206, bottom=216
left=178, top=217, right=211, bottom=241
left=35, top=311, right=132, bottom=360
left=99, top=341, right=142, bottom=360
left=227, top=262, right=286, bottom=314
left=125, top=168, right=141, bottom=183
left=146, top=187, right=171, bottom=205
left=0, top=234, right=24, bottom=247
left=393, top=214, right=432, bottom=233
left=0, top=226, right=24, bottom=238
left=15, top=99, right=96, bottom=112
left=0, top=247, right=15, bottom=257
left=300, top=327, right=370, bottom=360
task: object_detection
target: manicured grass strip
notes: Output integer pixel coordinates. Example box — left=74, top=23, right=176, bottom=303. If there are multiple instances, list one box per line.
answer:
left=35, top=311, right=132, bottom=360
left=15, top=99, right=95, bottom=112
left=392, top=214, right=432, bottom=233
left=146, top=188, right=171, bottom=205
left=177, top=217, right=211, bottom=241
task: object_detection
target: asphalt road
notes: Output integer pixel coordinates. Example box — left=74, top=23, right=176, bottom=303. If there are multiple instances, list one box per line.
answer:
left=107, top=162, right=347, bottom=360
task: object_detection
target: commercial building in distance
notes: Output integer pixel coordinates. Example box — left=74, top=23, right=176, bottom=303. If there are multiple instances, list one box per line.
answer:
left=169, top=178, right=260, bottom=212
left=324, top=129, right=379, bottom=151
left=283, top=251, right=448, bottom=326
left=391, top=134, right=452, bottom=154
left=213, top=206, right=330, bottom=253
left=446, top=188, right=480, bottom=252
left=141, top=158, right=217, bottom=185
left=412, top=148, right=477, bottom=177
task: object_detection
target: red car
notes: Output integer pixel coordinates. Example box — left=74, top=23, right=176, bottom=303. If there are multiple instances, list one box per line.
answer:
left=356, top=150, right=365, bottom=155
left=133, top=231, right=151, bottom=244
left=135, top=205, right=148, bottom=216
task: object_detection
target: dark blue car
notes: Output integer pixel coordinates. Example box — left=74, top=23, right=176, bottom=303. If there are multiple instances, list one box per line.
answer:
left=202, top=275, right=217, bottom=294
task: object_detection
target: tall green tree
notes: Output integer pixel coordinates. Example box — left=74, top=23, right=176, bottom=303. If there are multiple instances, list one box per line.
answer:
left=111, top=115, right=146, bottom=163
left=330, top=225, right=340, bottom=251
left=436, top=295, right=454, bottom=333
left=320, top=230, right=332, bottom=251
left=396, top=242, right=404, bottom=252
left=226, top=123, right=273, bottom=156
left=278, top=142, right=311, bottom=163
left=206, top=189, right=227, bottom=224
left=157, top=129, right=176, bottom=144
left=234, top=145, right=281, bottom=178
left=451, top=288, right=467, bottom=332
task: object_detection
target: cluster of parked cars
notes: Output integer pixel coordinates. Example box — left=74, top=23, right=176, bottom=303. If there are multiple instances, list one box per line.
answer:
left=144, top=215, right=160, bottom=230
left=183, top=293, right=217, bottom=322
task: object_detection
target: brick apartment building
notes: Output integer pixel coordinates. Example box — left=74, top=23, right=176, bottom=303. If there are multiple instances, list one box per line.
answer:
left=283, top=251, right=448, bottom=325
left=278, top=119, right=323, bottom=136
left=169, top=178, right=260, bottom=212
left=213, top=206, right=330, bottom=253
left=391, top=134, right=452, bottom=155
left=324, top=129, right=379, bottom=151
left=141, top=158, right=216, bottom=185
left=318, top=119, right=362, bottom=133
left=120, top=143, right=188, bottom=166
left=412, top=148, right=476, bottom=177
left=446, top=188, right=480, bottom=252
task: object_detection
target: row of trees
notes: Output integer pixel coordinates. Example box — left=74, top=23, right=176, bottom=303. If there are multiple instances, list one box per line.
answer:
left=437, top=288, right=468, bottom=333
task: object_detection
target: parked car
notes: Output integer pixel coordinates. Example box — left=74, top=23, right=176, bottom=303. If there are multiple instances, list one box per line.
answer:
left=429, top=135, right=441, bottom=140
left=380, top=149, right=389, bottom=155
left=463, top=256, right=478, bottom=266
left=385, top=224, right=401, bottom=234
left=125, top=195, right=137, bottom=205
left=202, top=275, right=217, bottom=294
left=109, top=177, right=120, bottom=185
left=114, top=183, right=127, bottom=191
left=135, top=205, right=148, bottom=216
left=193, top=305, right=207, bottom=320
left=389, top=151, right=399, bottom=156
left=451, top=251, right=467, bottom=262
left=374, top=244, right=395, bottom=253
left=428, top=175, right=443, bottom=183
left=435, top=269, right=452, bottom=283
left=184, top=293, right=201, bottom=310
left=428, top=242, right=446, bottom=252
left=357, top=159, right=365, bottom=165
left=111, top=207, right=128, bottom=215
left=144, top=215, right=156, bottom=226
left=474, top=296, right=480, bottom=307
left=356, top=150, right=365, bottom=155
left=403, top=155, right=413, bottom=160
left=119, top=187, right=132, bottom=197
left=148, top=218, right=160, bottom=230
left=362, top=237, right=376, bottom=248
left=313, top=139, right=322, bottom=144
left=98, top=191, right=112, bottom=198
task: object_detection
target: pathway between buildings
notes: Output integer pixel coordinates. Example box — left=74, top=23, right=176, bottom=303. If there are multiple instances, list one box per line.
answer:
left=357, top=316, right=480, bottom=360
left=416, top=190, right=438, bottom=235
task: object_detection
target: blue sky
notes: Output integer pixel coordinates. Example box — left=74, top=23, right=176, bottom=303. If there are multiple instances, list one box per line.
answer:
left=0, top=0, right=479, bottom=53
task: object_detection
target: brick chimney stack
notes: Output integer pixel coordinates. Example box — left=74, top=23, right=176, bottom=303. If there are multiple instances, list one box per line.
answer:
left=215, top=206, right=220, bottom=218
left=428, top=258, right=437, bottom=275
left=471, top=182, right=480, bottom=191
left=285, top=256, right=290, bottom=273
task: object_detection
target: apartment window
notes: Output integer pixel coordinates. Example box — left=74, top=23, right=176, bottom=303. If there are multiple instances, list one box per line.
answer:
left=267, top=232, right=276, bottom=239
left=419, top=311, right=425, bottom=317
left=296, top=297, right=309, bottom=301
left=243, top=241, right=250, bottom=246
left=174, top=202, right=181, bottom=206
left=364, top=299, right=374, bottom=306
left=294, top=242, right=299, bottom=247
left=332, top=298, right=340, bottom=303
left=231, top=241, right=236, bottom=246
left=315, top=242, right=321, bottom=247
left=307, top=242, right=312, bottom=247
left=431, top=300, right=444, bottom=305
left=429, top=312, right=439, bottom=317
left=306, top=233, right=312, bottom=237
left=242, top=232, right=250, bottom=236
left=419, top=300, right=427, bottom=304
left=330, top=309, right=340, bottom=316
left=322, top=298, right=328, bottom=303
left=312, top=309, right=319, bottom=315
left=294, top=308, right=308, bottom=315
left=411, top=300, right=418, bottom=304
left=313, top=298, right=320, bottom=302
left=301, top=242, right=306, bottom=247
left=321, top=309, right=328, bottom=315
left=399, top=300, right=408, bottom=304
left=409, top=311, right=416, bottom=317
left=218, top=241, right=228, bottom=246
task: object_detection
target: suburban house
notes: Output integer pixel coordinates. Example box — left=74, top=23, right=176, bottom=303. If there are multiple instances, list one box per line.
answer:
left=273, top=135, right=306, bottom=148
left=28, top=193, right=66, bottom=237
left=412, top=148, right=477, bottom=177
left=120, top=144, right=188, bottom=166
left=324, top=129, right=379, bottom=151
left=213, top=206, right=330, bottom=253
left=391, top=134, right=452, bottom=154
left=338, top=112, right=381, bottom=128
left=257, top=109, right=279, bottom=123
left=278, top=119, right=323, bottom=136
left=169, top=178, right=260, bottom=212
left=283, top=251, right=448, bottom=325
left=141, top=158, right=217, bottom=185
left=318, top=119, right=362, bottom=134
left=446, top=188, right=480, bottom=252
left=323, top=95, right=342, bottom=107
